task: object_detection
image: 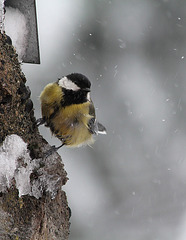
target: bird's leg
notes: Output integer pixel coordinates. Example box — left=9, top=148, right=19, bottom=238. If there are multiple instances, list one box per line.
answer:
left=44, top=143, right=65, bottom=158
left=36, top=118, right=45, bottom=127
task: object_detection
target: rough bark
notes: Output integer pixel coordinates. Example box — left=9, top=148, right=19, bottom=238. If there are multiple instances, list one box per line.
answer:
left=0, top=33, right=70, bottom=239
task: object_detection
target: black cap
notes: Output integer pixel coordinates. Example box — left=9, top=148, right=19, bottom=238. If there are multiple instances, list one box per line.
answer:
left=66, top=73, right=91, bottom=90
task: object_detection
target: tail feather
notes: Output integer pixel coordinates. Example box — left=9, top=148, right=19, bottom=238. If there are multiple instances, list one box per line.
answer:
left=88, top=118, right=107, bottom=135
left=97, top=122, right=107, bottom=134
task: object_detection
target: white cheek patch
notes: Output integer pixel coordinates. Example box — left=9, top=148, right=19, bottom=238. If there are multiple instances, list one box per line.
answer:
left=58, top=76, right=80, bottom=91
left=87, top=92, right=91, bottom=101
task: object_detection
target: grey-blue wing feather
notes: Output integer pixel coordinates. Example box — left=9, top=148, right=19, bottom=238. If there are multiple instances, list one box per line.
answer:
left=88, top=101, right=107, bottom=135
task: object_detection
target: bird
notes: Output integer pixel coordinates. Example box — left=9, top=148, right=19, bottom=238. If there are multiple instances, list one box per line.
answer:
left=37, top=73, right=106, bottom=155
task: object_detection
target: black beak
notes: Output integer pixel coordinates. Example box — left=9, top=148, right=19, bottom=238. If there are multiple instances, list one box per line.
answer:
left=83, top=88, right=90, bottom=92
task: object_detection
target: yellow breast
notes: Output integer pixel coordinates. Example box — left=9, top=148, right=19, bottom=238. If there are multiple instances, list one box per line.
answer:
left=40, top=82, right=95, bottom=147
left=52, top=103, right=94, bottom=147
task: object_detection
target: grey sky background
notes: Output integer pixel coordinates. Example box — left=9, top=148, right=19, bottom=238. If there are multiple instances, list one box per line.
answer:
left=20, top=0, right=186, bottom=239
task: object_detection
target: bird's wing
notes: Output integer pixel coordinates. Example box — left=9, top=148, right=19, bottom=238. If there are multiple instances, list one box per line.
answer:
left=88, top=101, right=107, bottom=135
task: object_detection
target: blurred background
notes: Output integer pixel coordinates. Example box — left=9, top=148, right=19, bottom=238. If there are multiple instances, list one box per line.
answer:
left=21, top=0, right=186, bottom=239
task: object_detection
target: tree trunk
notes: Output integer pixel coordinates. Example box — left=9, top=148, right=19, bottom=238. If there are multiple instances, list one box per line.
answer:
left=0, top=33, right=70, bottom=240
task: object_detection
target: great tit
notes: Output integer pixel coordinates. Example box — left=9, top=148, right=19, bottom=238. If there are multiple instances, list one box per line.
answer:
left=37, top=73, right=106, bottom=154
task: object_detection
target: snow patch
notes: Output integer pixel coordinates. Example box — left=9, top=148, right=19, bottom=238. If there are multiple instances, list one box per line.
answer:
left=0, top=134, right=38, bottom=196
left=0, top=134, right=27, bottom=192
left=4, top=7, right=28, bottom=60
left=0, top=134, right=62, bottom=199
